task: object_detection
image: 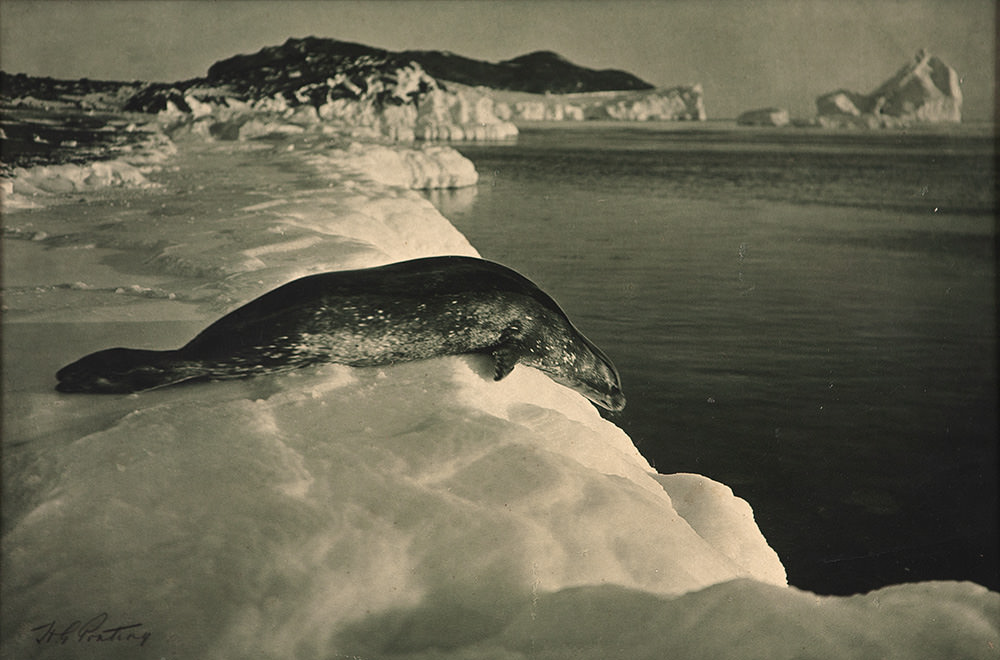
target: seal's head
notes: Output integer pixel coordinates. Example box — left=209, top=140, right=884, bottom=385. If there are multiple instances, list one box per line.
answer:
left=497, top=318, right=626, bottom=412
left=560, top=335, right=626, bottom=412
left=56, top=348, right=177, bottom=394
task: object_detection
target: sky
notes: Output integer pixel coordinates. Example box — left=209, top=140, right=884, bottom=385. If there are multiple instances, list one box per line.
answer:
left=0, top=0, right=995, bottom=120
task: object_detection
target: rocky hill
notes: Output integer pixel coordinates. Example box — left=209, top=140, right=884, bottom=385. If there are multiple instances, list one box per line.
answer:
left=400, top=48, right=653, bottom=94
left=123, top=37, right=652, bottom=113
left=204, top=38, right=652, bottom=94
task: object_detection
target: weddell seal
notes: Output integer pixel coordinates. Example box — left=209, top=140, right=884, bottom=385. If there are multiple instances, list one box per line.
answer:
left=55, top=256, right=626, bottom=411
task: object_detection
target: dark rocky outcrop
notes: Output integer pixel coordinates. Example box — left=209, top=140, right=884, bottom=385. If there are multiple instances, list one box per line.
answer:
left=401, top=48, right=654, bottom=93
left=202, top=37, right=651, bottom=99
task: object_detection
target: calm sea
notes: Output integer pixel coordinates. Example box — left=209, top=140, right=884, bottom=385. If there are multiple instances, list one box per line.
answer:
left=437, top=122, right=997, bottom=595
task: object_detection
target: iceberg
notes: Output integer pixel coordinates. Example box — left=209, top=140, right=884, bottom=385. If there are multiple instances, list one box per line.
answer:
left=816, top=49, right=963, bottom=128
left=2, top=135, right=997, bottom=659
left=737, top=107, right=791, bottom=127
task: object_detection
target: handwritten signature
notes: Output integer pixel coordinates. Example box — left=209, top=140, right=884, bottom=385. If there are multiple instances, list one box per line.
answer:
left=31, top=613, right=151, bottom=647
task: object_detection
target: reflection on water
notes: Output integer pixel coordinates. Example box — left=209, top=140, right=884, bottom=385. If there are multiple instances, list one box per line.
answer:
left=423, top=185, right=478, bottom=216
left=439, top=123, right=997, bottom=595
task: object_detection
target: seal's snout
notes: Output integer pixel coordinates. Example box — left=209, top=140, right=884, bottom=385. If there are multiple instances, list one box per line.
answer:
left=592, top=385, right=626, bottom=412
left=606, top=387, right=627, bottom=412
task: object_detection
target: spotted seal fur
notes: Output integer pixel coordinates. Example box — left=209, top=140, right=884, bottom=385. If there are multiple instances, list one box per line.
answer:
left=55, top=256, right=625, bottom=410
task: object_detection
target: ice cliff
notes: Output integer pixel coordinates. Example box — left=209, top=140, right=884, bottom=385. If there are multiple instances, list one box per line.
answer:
left=135, top=61, right=518, bottom=144
left=816, top=49, right=963, bottom=128
left=491, top=84, right=707, bottom=122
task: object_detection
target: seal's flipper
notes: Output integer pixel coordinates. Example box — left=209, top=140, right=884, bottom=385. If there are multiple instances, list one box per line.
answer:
left=491, top=323, right=523, bottom=381
left=491, top=346, right=519, bottom=380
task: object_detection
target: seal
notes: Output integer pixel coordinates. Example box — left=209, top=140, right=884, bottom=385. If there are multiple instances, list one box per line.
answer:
left=55, top=256, right=626, bottom=411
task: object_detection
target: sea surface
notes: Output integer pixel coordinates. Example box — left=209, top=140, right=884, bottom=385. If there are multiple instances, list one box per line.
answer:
left=0, top=107, right=150, bottom=170
left=437, top=121, right=997, bottom=595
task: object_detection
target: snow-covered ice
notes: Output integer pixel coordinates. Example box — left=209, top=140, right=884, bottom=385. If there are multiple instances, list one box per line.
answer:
left=2, top=129, right=176, bottom=211
left=8, top=159, right=153, bottom=195
left=307, top=142, right=479, bottom=189
left=1, top=132, right=997, bottom=659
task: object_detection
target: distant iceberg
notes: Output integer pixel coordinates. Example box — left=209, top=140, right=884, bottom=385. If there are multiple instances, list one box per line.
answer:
left=737, top=107, right=791, bottom=127
left=816, top=49, right=963, bottom=128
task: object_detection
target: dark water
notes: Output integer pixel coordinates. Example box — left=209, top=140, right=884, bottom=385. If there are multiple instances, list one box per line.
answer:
left=0, top=107, right=149, bottom=170
left=437, top=122, right=997, bottom=595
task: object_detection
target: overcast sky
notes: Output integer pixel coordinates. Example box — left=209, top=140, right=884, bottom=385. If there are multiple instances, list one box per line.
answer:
left=1, top=0, right=994, bottom=120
